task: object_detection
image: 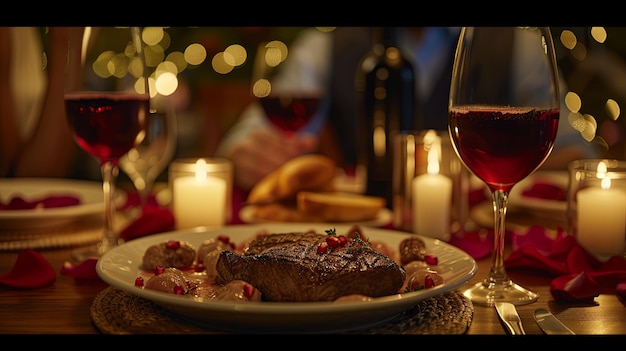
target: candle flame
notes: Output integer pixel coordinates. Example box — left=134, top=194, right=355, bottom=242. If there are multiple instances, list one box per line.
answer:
left=596, top=161, right=611, bottom=190
left=423, top=130, right=442, bottom=175
left=195, top=159, right=207, bottom=182
left=596, top=161, right=608, bottom=178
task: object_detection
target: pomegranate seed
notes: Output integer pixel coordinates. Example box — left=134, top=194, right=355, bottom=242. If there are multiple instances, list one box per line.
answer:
left=166, top=241, right=181, bottom=249
left=154, top=266, right=166, bottom=275
left=424, top=274, right=435, bottom=289
left=173, top=285, right=185, bottom=295
left=134, top=277, right=144, bottom=287
left=317, top=242, right=329, bottom=254
left=326, top=236, right=341, bottom=248
left=425, top=255, right=438, bottom=265
left=243, top=284, right=255, bottom=299
left=338, top=236, right=348, bottom=246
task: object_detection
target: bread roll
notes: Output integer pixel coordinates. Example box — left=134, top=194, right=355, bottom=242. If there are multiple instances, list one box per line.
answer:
left=247, top=154, right=336, bottom=204
left=247, top=171, right=280, bottom=204
left=251, top=202, right=324, bottom=222
left=297, top=191, right=385, bottom=222
left=275, top=154, right=336, bottom=199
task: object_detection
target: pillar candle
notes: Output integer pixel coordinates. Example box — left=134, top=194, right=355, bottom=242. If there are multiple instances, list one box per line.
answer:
left=576, top=177, right=626, bottom=261
left=412, top=134, right=452, bottom=241
left=173, top=160, right=226, bottom=230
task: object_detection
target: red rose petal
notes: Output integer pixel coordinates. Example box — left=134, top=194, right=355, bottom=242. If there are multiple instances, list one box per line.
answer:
left=59, top=259, right=102, bottom=281
left=522, top=182, right=566, bottom=201
left=565, top=245, right=598, bottom=274
left=0, top=195, right=81, bottom=210
left=5, top=196, right=36, bottom=209
left=448, top=230, right=493, bottom=260
left=505, top=244, right=570, bottom=276
left=548, top=234, right=580, bottom=261
left=550, top=272, right=600, bottom=302
left=119, top=205, right=175, bottom=241
left=0, top=249, right=56, bottom=289
left=511, top=225, right=554, bottom=253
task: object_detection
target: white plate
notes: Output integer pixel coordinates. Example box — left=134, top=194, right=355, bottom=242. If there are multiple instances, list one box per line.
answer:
left=96, top=223, right=477, bottom=333
left=239, top=206, right=393, bottom=227
left=0, top=178, right=103, bottom=230
left=508, top=171, right=568, bottom=214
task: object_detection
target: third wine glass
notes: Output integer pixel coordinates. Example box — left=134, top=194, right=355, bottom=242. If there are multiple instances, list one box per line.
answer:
left=448, top=27, right=561, bottom=306
left=251, top=41, right=324, bottom=136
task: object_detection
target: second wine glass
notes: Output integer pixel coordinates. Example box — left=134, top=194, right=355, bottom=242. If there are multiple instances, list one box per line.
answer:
left=448, top=27, right=561, bottom=306
left=119, top=108, right=177, bottom=210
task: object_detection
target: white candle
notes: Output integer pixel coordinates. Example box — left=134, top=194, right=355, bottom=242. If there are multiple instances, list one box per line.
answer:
left=412, top=134, right=452, bottom=241
left=173, top=159, right=226, bottom=230
left=577, top=175, right=626, bottom=261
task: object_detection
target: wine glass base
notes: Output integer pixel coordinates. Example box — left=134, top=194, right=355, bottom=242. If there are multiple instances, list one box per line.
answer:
left=462, top=280, right=539, bottom=306
left=71, top=240, right=118, bottom=262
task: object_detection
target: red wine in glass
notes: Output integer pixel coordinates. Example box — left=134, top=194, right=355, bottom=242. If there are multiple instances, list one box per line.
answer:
left=449, top=27, right=561, bottom=307
left=65, top=91, right=148, bottom=261
left=65, top=92, right=149, bottom=163
left=259, top=94, right=321, bottom=136
left=449, top=105, right=559, bottom=193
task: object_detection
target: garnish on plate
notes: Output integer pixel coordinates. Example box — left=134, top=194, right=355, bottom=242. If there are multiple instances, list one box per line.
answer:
left=317, top=227, right=372, bottom=254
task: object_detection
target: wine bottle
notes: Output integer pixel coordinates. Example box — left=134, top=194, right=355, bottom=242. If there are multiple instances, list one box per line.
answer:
left=355, top=27, right=417, bottom=207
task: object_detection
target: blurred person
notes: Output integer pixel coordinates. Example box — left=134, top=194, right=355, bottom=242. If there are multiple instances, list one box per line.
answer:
left=0, top=27, right=90, bottom=179
left=216, top=27, right=599, bottom=192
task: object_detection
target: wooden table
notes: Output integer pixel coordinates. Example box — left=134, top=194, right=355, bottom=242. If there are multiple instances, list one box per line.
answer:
left=1, top=238, right=625, bottom=335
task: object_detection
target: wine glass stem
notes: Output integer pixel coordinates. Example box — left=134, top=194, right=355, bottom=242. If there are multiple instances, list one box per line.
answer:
left=138, top=182, right=152, bottom=209
left=99, top=161, right=120, bottom=254
left=487, top=189, right=510, bottom=285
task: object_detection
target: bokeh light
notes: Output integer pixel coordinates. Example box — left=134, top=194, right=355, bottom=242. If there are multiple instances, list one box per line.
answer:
left=591, top=27, right=607, bottom=43
left=212, top=52, right=234, bottom=74
left=184, top=43, right=207, bottom=65
left=224, top=44, right=247, bottom=66
left=142, top=27, right=164, bottom=46
left=155, top=71, right=178, bottom=96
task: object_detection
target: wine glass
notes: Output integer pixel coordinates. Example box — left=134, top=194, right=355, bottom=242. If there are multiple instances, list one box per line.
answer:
left=64, top=27, right=149, bottom=261
left=448, top=27, right=561, bottom=306
left=251, top=41, right=324, bottom=136
left=119, top=107, right=176, bottom=210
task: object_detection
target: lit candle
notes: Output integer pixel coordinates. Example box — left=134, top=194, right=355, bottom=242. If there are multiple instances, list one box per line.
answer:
left=576, top=163, right=626, bottom=261
left=412, top=133, right=453, bottom=241
left=173, top=159, right=226, bottom=230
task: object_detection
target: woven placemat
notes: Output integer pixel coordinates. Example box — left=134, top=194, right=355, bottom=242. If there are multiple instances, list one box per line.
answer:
left=0, top=221, right=102, bottom=251
left=91, top=287, right=473, bottom=334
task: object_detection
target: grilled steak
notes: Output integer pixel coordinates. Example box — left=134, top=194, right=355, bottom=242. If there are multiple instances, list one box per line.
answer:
left=242, top=231, right=320, bottom=255
left=215, top=232, right=406, bottom=302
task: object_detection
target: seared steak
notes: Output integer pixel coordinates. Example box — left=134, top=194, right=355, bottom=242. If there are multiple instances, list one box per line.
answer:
left=215, top=232, right=406, bottom=302
left=242, top=231, right=320, bottom=255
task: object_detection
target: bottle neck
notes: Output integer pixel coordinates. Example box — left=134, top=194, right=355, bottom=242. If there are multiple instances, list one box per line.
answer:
left=382, top=27, right=399, bottom=47
left=372, top=27, right=400, bottom=47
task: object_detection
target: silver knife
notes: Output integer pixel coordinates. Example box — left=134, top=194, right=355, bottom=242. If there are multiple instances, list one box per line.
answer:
left=534, top=308, right=576, bottom=335
left=495, top=302, right=526, bottom=335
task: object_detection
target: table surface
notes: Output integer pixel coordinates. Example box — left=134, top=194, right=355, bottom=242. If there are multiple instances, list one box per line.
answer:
left=1, top=183, right=625, bottom=335
left=1, top=235, right=625, bottom=335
